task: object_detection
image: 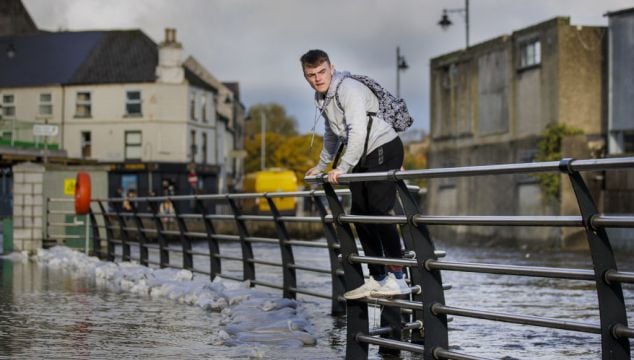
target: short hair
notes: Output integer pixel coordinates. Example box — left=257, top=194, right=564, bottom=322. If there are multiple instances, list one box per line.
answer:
left=300, top=49, right=330, bottom=68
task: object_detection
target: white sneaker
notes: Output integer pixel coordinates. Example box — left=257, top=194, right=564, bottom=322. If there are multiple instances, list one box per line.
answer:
left=343, top=277, right=383, bottom=300
left=370, top=273, right=411, bottom=298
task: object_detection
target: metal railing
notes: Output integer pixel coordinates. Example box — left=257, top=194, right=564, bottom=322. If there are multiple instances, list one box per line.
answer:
left=45, top=157, right=634, bottom=360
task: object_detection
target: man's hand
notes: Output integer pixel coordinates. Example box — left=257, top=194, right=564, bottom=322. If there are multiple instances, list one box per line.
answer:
left=327, top=169, right=344, bottom=184
left=305, top=166, right=322, bottom=177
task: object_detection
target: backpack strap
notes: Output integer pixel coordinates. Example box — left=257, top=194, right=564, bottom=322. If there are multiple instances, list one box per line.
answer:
left=360, top=112, right=375, bottom=168
left=333, top=76, right=375, bottom=169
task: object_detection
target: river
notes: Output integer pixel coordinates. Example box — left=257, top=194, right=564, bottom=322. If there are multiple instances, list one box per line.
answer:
left=1, top=240, right=632, bottom=359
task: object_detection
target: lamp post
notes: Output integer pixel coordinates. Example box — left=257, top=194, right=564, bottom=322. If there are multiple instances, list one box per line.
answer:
left=396, top=46, right=409, bottom=98
left=260, top=111, right=266, bottom=171
left=438, top=0, right=470, bottom=48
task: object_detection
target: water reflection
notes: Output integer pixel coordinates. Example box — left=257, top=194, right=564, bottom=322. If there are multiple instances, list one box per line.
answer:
left=0, top=241, right=632, bottom=359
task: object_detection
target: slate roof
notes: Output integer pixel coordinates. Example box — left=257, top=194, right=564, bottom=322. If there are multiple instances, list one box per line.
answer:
left=0, top=29, right=213, bottom=89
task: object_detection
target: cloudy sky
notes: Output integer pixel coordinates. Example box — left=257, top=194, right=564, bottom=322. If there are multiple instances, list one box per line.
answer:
left=22, top=0, right=633, bottom=134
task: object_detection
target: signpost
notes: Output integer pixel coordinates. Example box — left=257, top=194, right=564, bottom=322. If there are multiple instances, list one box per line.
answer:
left=187, top=172, right=198, bottom=188
left=33, top=123, right=58, bottom=164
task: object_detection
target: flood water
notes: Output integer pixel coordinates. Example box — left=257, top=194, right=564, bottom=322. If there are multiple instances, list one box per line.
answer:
left=1, top=240, right=633, bottom=359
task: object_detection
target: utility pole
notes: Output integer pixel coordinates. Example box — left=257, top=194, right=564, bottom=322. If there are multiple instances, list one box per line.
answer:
left=260, top=111, right=266, bottom=171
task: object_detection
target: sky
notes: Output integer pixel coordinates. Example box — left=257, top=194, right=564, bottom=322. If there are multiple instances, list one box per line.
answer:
left=22, top=0, right=634, bottom=134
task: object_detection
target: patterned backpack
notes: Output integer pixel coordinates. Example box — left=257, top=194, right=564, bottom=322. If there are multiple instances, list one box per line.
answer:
left=334, top=74, right=414, bottom=132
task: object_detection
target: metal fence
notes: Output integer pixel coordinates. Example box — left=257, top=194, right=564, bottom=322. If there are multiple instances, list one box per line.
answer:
left=46, top=157, right=634, bottom=360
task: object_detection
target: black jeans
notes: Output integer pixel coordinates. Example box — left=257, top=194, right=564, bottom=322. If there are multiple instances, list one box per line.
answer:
left=350, top=136, right=404, bottom=279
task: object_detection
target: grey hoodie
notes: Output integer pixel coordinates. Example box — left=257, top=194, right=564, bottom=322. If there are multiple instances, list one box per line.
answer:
left=314, top=71, right=398, bottom=173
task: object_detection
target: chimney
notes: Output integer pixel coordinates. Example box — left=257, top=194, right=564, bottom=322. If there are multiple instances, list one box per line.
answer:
left=156, top=27, right=184, bottom=83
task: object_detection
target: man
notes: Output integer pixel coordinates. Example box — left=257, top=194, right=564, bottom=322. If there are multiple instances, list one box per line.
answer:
left=301, top=49, right=410, bottom=299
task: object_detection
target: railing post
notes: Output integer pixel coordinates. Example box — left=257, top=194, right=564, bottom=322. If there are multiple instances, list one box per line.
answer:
left=147, top=200, right=170, bottom=268
left=97, top=201, right=115, bottom=262
left=128, top=200, right=149, bottom=267
left=265, top=195, right=297, bottom=299
left=394, top=188, right=425, bottom=345
left=194, top=198, right=221, bottom=280
left=321, top=182, right=368, bottom=359
left=111, top=201, right=131, bottom=262
left=560, top=158, right=630, bottom=359
left=394, top=177, right=449, bottom=359
left=227, top=196, right=256, bottom=284
left=88, top=208, right=101, bottom=258
left=172, top=199, right=193, bottom=270
left=312, top=191, right=346, bottom=315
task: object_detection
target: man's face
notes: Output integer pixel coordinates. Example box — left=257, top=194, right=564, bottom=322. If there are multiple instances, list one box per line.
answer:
left=303, top=61, right=333, bottom=94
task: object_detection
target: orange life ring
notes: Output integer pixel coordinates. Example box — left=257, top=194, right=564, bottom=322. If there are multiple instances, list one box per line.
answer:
left=75, top=172, right=91, bottom=215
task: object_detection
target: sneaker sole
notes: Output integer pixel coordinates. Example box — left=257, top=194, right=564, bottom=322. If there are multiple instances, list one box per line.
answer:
left=343, top=291, right=372, bottom=300
left=369, top=289, right=411, bottom=298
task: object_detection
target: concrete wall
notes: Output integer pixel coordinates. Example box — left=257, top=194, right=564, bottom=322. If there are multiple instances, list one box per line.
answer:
left=11, top=162, right=109, bottom=254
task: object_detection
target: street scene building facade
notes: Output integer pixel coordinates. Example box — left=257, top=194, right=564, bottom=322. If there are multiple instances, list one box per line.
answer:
left=0, top=22, right=245, bottom=200
left=428, top=17, right=608, bottom=246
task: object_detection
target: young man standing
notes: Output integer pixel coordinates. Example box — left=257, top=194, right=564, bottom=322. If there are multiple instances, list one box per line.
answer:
left=301, top=49, right=410, bottom=299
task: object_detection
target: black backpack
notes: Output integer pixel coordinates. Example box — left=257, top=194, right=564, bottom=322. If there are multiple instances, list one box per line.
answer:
left=334, top=74, right=414, bottom=132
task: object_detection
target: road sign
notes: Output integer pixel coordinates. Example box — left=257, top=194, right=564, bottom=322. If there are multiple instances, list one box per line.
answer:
left=33, top=124, right=59, bottom=137
left=188, top=173, right=198, bottom=187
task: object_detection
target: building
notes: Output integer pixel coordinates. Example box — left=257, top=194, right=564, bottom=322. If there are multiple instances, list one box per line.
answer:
left=0, top=27, right=245, bottom=200
left=428, top=17, right=606, bottom=246
left=604, top=8, right=634, bottom=249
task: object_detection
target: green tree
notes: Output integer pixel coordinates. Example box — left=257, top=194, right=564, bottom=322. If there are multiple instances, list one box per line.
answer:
left=245, top=103, right=298, bottom=137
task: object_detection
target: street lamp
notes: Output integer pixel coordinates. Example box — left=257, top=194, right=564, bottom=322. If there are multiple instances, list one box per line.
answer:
left=396, top=46, right=408, bottom=98
left=438, top=0, right=470, bottom=48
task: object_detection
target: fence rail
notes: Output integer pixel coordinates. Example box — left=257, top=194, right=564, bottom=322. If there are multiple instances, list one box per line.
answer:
left=45, top=157, right=634, bottom=359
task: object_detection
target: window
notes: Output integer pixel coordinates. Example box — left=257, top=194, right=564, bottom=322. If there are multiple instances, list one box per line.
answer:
left=625, top=131, right=634, bottom=153
left=190, top=130, right=197, bottom=161
left=125, top=91, right=142, bottom=116
left=39, top=93, right=53, bottom=116
left=125, top=131, right=142, bottom=160
left=75, top=92, right=91, bottom=117
left=2, top=94, right=15, bottom=118
left=202, top=132, right=208, bottom=163
left=201, top=96, right=207, bottom=123
left=81, top=131, right=91, bottom=158
left=190, top=93, right=197, bottom=120
left=519, top=39, right=541, bottom=69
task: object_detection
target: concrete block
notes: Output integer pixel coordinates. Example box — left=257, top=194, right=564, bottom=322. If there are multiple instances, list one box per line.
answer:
left=33, top=183, right=42, bottom=194
left=13, top=228, right=32, bottom=240
left=33, top=217, right=42, bottom=228
left=13, top=216, right=23, bottom=228
left=33, top=206, right=43, bottom=216
left=14, top=172, right=24, bottom=183
left=25, top=173, right=44, bottom=184
left=23, top=207, right=32, bottom=217
left=13, top=239, right=23, bottom=251
left=33, top=196, right=43, bottom=206
left=13, top=183, right=31, bottom=195
left=24, top=195, right=34, bottom=206
left=24, top=217, right=33, bottom=227
left=13, top=194, right=23, bottom=206
left=14, top=205, right=23, bottom=216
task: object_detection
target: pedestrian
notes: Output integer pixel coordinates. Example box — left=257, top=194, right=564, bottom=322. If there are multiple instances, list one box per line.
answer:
left=159, top=198, right=175, bottom=230
left=301, top=49, right=410, bottom=299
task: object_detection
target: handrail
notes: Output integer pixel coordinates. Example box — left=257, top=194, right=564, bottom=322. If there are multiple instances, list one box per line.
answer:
left=44, top=156, right=634, bottom=360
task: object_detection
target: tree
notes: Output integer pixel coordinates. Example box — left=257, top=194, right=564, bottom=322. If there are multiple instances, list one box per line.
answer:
left=272, top=134, right=323, bottom=186
left=244, top=132, right=285, bottom=173
left=245, top=103, right=298, bottom=137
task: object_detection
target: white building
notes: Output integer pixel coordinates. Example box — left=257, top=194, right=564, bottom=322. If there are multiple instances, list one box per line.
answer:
left=0, top=27, right=245, bottom=197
